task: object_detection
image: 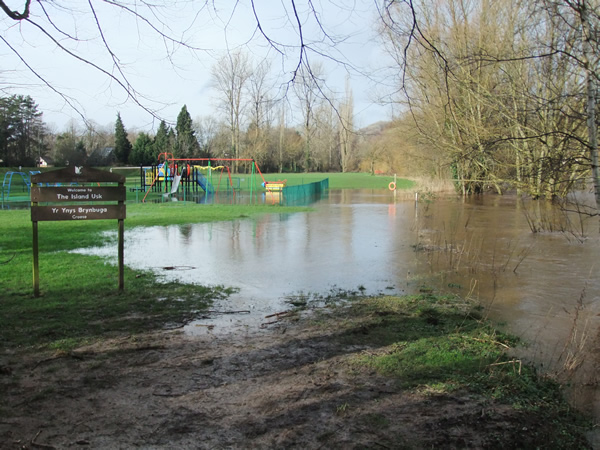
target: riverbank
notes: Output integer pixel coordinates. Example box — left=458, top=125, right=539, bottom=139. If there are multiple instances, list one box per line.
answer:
left=0, top=293, right=591, bottom=449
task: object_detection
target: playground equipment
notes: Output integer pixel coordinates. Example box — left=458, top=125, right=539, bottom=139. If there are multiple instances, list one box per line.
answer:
left=142, top=163, right=216, bottom=195
left=1, top=170, right=83, bottom=207
left=142, top=163, right=219, bottom=201
left=192, top=166, right=216, bottom=194
left=141, top=155, right=272, bottom=204
left=1, top=171, right=37, bottom=204
left=262, top=180, right=287, bottom=191
left=137, top=153, right=328, bottom=206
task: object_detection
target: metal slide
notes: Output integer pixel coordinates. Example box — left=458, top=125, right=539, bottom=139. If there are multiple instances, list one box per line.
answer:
left=169, top=174, right=182, bottom=194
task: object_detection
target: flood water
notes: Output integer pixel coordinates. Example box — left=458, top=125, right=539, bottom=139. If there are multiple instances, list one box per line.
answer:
left=75, top=189, right=600, bottom=424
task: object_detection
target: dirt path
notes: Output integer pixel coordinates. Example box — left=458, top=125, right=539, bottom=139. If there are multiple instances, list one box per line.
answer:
left=0, top=313, right=588, bottom=449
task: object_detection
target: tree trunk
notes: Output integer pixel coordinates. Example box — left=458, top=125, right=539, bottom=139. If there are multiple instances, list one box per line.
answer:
left=582, top=2, right=600, bottom=212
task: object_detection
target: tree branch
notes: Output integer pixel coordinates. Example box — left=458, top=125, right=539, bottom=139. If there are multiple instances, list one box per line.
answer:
left=0, top=0, right=31, bottom=20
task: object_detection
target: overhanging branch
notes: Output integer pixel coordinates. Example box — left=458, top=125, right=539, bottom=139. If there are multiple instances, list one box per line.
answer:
left=0, top=0, right=31, bottom=20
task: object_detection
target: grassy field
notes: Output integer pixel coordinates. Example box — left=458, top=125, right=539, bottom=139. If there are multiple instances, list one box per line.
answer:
left=86, top=167, right=414, bottom=190
left=259, top=172, right=414, bottom=189
left=0, top=169, right=409, bottom=353
left=1, top=167, right=414, bottom=204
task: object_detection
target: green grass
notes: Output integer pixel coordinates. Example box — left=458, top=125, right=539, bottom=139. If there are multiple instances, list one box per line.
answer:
left=324, top=293, right=591, bottom=448
left=259, top=172, right=414, bottom=190
left=341, top=293, right=526, bottom=397
left=2, top=251, right=233, bottom=350
left=0, top=202, right=309, bottom=350
left=1, top=167, right=414, bottom=199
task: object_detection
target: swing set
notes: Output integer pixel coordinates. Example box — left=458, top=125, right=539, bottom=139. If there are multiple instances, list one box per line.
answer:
left=141, top=154, right=275, bottom=204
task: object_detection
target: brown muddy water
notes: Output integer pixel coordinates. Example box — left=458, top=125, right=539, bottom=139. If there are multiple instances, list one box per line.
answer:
left=74, top=189, right=600, bottom=426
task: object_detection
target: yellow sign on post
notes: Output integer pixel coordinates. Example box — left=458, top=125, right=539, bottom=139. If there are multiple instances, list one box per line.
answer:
left=31, top=166, right=126, bottom=297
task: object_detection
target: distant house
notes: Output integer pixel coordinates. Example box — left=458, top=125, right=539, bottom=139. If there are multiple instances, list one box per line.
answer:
left=37, top=156, right=54, bottom=167
left=88, top=147, right=116, bottom=166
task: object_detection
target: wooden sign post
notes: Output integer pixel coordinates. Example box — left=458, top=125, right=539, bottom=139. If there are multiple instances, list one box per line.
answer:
left=31, top=166, right=126, bottom=297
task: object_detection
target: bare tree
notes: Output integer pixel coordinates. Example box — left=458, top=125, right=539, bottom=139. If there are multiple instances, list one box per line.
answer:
left=378, top=0, right=599, bottom=201
left=277, top=101, right=287, bottom=173
left=312, top=100, right=338, bottom=171
left=82, top=120, right=112, bottom=159
left=0, top=0, right=212, bottom=122
left=212, top=50, right=251, bottom=172
left=339, top=77, right=355, bottom=173
left=294, top=63, right=324, bottom=172
left=194, top=115, right=219, bottom=157
left=379, top=0, right=512, bottom=193
left=245, top=59, right=275, bottom=168
left=567, top=0, right=600, bottom=209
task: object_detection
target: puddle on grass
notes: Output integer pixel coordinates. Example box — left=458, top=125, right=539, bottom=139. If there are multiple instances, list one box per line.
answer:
left=74, top=189, right=420, bottom=334
left=72, top=189, right=600, bottom=346
left=71, top=189, right=600, bottom=346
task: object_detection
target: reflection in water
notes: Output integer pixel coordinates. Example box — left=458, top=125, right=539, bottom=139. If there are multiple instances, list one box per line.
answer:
left=75, top=190, right=600, bottom=420
left=150, top=181, right=328, bottom=207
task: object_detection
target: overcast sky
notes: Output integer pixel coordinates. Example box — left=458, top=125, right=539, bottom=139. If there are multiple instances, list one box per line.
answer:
left=0, top=0, right=393, bottom=132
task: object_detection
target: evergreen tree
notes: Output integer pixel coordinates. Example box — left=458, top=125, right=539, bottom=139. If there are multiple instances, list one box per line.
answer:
left=53, top=131, right=78, bottom=166
left=167, top=128, right=176, bottom=155
left=114, top=112, right=132, bottom=164
left=73, top=140, right=87, bottom=165
left=175, top=105, right=201, bottom=158
left=0, top=95, right=47, bottom=166
left=153, top=120, right=171, bottom=160
left=130, top=132, right=154, bottom=166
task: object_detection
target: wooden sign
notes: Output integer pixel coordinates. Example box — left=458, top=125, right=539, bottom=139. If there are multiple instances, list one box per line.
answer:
left=31, top=166, right=126, bottom=297
left=31, top=186, right=126, bottom=203
left=31, top=165, right=125, bottom=184
left=31, top=204, right=126, bottom=221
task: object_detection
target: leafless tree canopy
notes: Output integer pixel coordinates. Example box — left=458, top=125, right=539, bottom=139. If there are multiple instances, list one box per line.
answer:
left=376, top=0, right=600, bottom=206
left=0, top=1, right=361, bottom=124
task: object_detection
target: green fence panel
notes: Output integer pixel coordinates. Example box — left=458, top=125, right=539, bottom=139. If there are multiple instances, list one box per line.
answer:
left=281, top=178, right=329, bottom=206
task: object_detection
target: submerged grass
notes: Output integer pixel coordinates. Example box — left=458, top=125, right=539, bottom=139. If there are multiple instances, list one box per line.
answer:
left=0, top=203, right=304, bottom=350
left=1, top=203, right=309, bottom=253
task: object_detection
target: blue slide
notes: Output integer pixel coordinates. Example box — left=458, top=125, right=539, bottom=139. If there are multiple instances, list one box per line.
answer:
left=195, top=174, right=215, bottom=194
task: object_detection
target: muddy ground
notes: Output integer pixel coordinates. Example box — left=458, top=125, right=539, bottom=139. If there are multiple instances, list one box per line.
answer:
left=0, top=310, right=591, bottom=449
